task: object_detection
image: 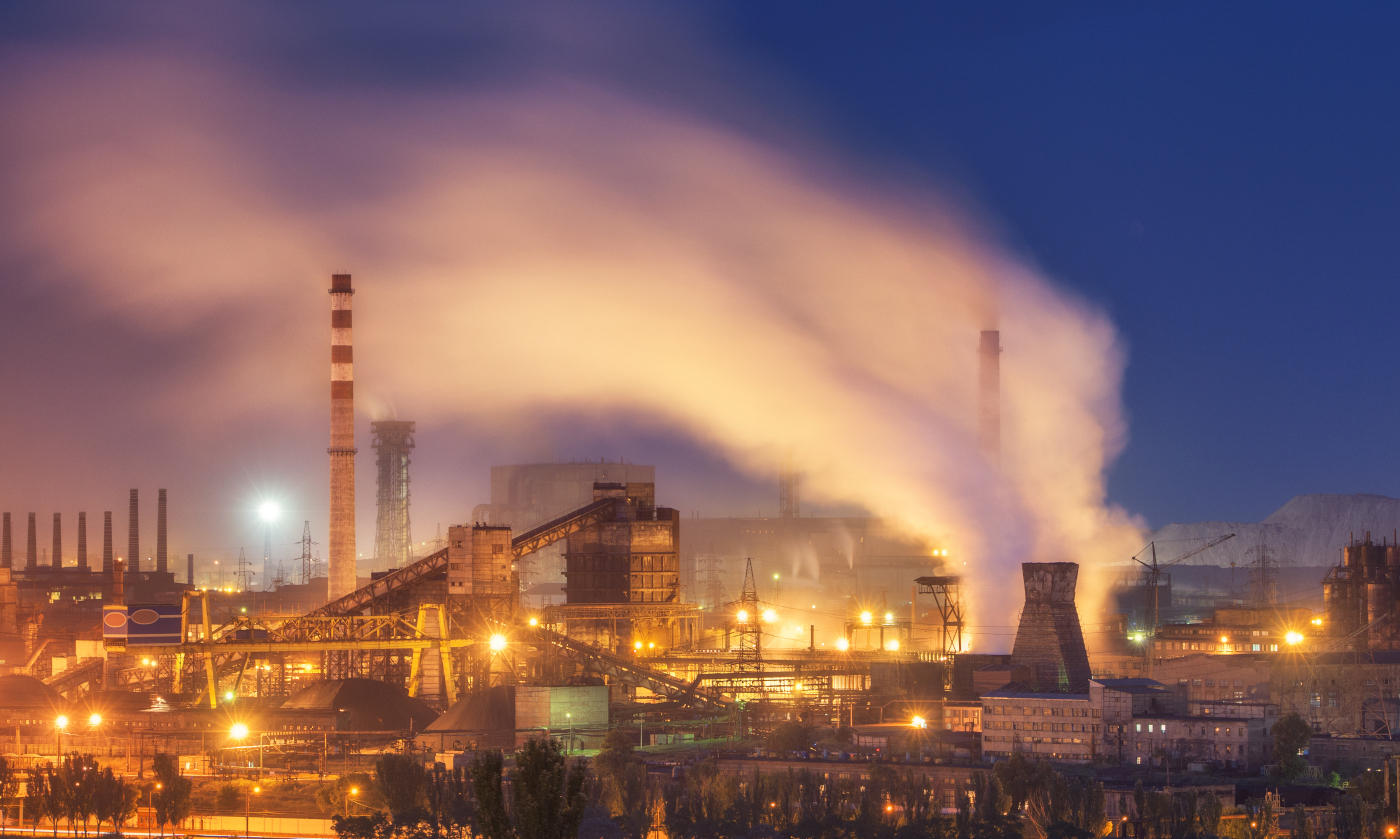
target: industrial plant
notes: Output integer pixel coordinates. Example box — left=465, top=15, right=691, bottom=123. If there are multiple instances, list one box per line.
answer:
left=0, top=274, right=1394, bottom=837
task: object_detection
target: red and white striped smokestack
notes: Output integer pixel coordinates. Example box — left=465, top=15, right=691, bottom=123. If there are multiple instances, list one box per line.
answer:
left=979, top=330, right=1001, bottom=466
left=328, top=273, right=357, bottom=601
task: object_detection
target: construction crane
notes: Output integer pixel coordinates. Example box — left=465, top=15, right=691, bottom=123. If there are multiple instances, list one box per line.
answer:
left=1133, top=533, right=1236, bottom=640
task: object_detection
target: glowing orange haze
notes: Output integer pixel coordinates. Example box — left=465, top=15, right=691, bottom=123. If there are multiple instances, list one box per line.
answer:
left=0, top=48, right=1142, bottom=638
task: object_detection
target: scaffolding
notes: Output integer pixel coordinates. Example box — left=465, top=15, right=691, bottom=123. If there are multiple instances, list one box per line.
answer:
left=371, top=420, right=416, bottom=570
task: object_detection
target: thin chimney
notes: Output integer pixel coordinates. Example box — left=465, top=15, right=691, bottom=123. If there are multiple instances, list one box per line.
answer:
left=52, top=513, right=61, bottom=569
left=1, top=513, right=9, bottom=568
left=112, top=559, right=125, bottom=606
left=187, top=553, right=194, bottom=587
left=127, top=488, right=139, bottom=583
left=25, top=513, right=36, bottom=571
left=157, top=488, right=168, bottom=574
left=77, top=512, right=87, bottom=571
left=102, top=511, right=113, bottom=576
left=328, top=273, right=357, bottom=601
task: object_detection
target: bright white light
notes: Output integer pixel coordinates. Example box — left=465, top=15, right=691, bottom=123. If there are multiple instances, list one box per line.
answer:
left=762, top=609, right=777, bottom=623
left=860, top=611, right=873, bottom=625
left=258, top=501, right=281, bottom=523
left=88, top=714, right=101, bottom=727
left=54, top=716, right=68, bottom=731
left=836, top=637, right=850, bottom=651
left=885, top=639, right=900, bottom=651
left=229, top=723, right=249, bottom=740
left=489, top=633, right=507, bottom=651
left=1285, top=631, right=1304, bottom=645
left=736, top=610, right=749, bottom=624
left=911, top=716, right=926, bottom=729
left=528, top=617, right=538, bottom=627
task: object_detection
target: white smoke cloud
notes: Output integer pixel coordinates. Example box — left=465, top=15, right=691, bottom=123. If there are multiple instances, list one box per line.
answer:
left=0, top=26, right=1142, bottom=639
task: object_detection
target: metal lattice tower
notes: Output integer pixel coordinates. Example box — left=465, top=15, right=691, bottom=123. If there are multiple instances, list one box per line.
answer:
left=236, top=547, right=249, bottom=592
left=734, top=558, right=762, bottom=671
left=300, top=521, right=316, bottom=585
left=1247, top=535, right=1277, bottom=607
left=371, top=420, right=416, bottom=570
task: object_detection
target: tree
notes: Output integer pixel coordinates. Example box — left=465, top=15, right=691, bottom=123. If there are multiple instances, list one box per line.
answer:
left=513, top=737, right=574, bottom=839
left=0, top=756, right=16, bottom=837
left=1293, top=804, right=1314, bottom=839
left=471, top=749, right=512, bottom=839
left=1271, top=713, right=1313, bottom=779
left=93, top=768, right=136, bottom=837
left=331, top=812, right=387, bottom=839
left=1198, top=790, right=1224, bottom=838
left=595, top=729, right=646, bottom=823
left=374, top=753, right=426, bottom=827
left=215, top=783, right=240, bottom=813
left=151, top=753, right=192, bottom=836
left=315, top=772, right=382, bottom=817
left=765, top=722, right=813, bottom=753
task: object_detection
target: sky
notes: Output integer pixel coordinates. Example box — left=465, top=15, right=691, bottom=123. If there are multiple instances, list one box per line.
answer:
left=1, top=2, right=1398, bottom=576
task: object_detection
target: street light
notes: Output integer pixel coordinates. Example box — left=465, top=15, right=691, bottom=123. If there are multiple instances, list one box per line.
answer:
left=54, top=715, right=68, bottom=758
left=258, top=502, right=280, bottom=523
left=149, top=782, right=162, bottom=832
left=736, top=609, right=749, bottom=624
left=860, top=611, right=873, bottom=626
left=567, top=713, right=573, bottom=755
left=1285, top=631, right=1305, bottom=645
left=346, top=787, right=358, bottom=817
left=911, top=716, right=926, bottom=729
left=489, top=633, right=507, bottom=652
left=246, top=785, right=260, bottom=839
left=762, top=609, right=777, bottom=623
left=836, top=637, right=850, bottom=652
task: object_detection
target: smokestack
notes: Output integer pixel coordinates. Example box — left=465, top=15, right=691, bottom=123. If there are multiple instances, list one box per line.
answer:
left=1, top=513, right=9, bottom=568
left=51, top=513, right=61, bottom=569
left=187, top=553, right=194, bottom=586
left=102, top=511, right=113, bottom=576
left=77, top=512, right=87, bottom=571
left=112, top=559, right=124, bottom=606
left=157, top=488, right=168, bottom=574
left=127, top=488, right=139, bottom=583
left=1010, top=562, right=1092, bottom=689
left=328, top=273, right=357, bottom=601
left=978, top=330, right=1001, bottom=465
left=25, top=513, right=36, bottom=570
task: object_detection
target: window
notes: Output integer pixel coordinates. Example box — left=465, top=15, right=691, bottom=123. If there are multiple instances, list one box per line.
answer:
left=1135, top=723, right=1142, bottom=732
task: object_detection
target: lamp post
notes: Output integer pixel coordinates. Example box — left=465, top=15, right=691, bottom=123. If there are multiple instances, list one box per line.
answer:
left=148, top=781, right=162, bottom=833
left=346, top=786, right=358, bottom=817
left=54, top=716, right=68, bottom=759
left=229, top=723, right=249, bottom=774
left=567, top=713, right=573, bottom=755
left=246, top=785, right=259, bottom=839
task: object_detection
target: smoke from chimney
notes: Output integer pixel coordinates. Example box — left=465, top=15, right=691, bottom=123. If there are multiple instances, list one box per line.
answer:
left=328, top=273, right=357, bottom=602
left=979, top=330, right=1001, bottom=465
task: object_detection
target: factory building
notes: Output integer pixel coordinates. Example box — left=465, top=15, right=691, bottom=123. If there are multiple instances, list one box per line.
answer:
left=564, top=483, right=680, bottom=604
left=1323, top=532, right=1400, bottom=650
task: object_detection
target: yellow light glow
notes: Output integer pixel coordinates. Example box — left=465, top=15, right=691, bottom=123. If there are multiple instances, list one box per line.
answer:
left=836, top=637, right=850, bottom=651
left=736, top=610, right=749, bottom=623
left=793, top=681, right=803, bottom=692
left=911, top=716, right=926, bottom=729
left=762, top=609, right=777, bottom=623
left=88, top=714, right=101, bottom=727
left=886, top=639, right=900, bottom=651
left=350, top=788, right=358, bottom=796
left=528, top=617, right=538, bottom=627
left=1219, top=636, right=1229, bottom=644
left=860, top=611, right=873, bottom=625
left=229, top=723, right=249, bottom=740
left=54, top=716, right=68, bottom=731
left=1285, top=631, right=1304, bottom=645
left=634, top=640, right=643, bottom=650
left=1311, top=617, right=1323, bottom=626
left=489, top=634, right=507, bottom=652
left=884, top=612, right=893, bottom=624
left=648, top=642, right=655, bottom=649
left=254, top=786, right=260, bottom=794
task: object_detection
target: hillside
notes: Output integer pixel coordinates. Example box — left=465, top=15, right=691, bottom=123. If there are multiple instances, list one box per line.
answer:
left=1147, top=493, right=1400, bottom=568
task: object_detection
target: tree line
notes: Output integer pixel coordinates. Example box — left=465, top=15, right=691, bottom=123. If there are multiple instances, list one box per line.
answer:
left=0, top=751, right=191, bottom=837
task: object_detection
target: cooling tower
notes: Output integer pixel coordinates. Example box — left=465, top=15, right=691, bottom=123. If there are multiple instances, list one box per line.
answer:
left=328, top=273, right=357, bottom=601
left=1009, top=562, right=1092, bottom=689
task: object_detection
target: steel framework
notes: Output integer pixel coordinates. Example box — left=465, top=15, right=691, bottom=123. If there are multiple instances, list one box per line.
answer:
left=371, top=421, right=416, bottom=570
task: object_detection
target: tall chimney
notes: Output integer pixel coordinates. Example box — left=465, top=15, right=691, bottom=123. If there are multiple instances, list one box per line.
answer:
left=52, top=513, right=61, bottom=569
left=157, top=488, right=168, bottom=574
left=978, top=330, right=1001, bottom=466
left=102, top=511, right=113, bottom=576
left=77, top=512, right=87, bottom=571
left=187, top=553, right=194, bottom=586
left=1, top=513, right=9, bottom=568
left=112, top=559, right=124, bottom=606
left=25, top=514, right=36, bottom=570
left=328, top=273, right=357, bottom=601
left=127, top=488, right=139, bottom=583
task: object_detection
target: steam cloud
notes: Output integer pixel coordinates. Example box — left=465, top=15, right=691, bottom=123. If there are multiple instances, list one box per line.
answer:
left=0, top=23, right=1142, bottom=639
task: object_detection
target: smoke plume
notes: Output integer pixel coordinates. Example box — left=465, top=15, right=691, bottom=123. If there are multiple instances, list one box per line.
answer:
left=0, top=13, right=1142, bottom=638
